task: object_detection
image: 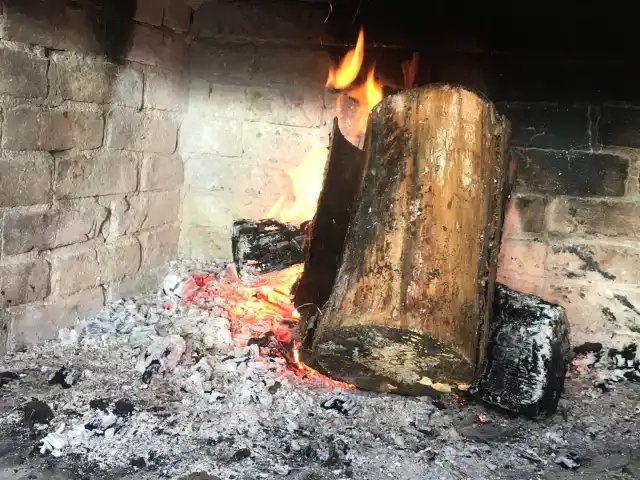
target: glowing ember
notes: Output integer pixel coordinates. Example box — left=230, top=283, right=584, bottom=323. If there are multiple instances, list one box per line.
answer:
left=186, top=265, right=353, bottom=390
left=326, top=27, right=365, bottom=89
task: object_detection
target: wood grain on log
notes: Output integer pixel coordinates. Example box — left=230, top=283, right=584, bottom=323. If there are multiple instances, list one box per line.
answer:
left=311, top=84, right=512, bottom=395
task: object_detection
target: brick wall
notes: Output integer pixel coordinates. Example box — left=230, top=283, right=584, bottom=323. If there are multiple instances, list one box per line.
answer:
left=497, top=104, right=640, bottom=348
left=0, top=0, right=190, bottom=352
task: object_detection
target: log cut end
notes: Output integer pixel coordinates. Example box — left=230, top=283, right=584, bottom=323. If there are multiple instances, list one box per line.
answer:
left=314, top=325, right=475, bottom=396
left=470, top=284, right=571, bottom=418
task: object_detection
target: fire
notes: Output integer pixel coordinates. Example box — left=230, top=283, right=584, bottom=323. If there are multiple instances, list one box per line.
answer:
left=326, top=27, right=365, bottom=90
left=266, top=144, right=328, bottom=225
left=347, top=66, right=384, bottom=131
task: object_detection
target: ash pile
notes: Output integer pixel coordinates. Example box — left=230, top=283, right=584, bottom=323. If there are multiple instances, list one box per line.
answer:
left=1, top=260, right=640, bottom=480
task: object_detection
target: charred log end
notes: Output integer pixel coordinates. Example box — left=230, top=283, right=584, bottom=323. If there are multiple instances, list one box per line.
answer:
left=314, top=325, right=476, bottom=396
left=470, top=284, right=571, bottom=419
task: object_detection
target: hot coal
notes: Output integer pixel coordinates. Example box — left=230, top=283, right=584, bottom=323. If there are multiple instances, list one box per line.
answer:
left=49, top=367, right=79, bottom=389
left=470, top=284, right=571, bottom=418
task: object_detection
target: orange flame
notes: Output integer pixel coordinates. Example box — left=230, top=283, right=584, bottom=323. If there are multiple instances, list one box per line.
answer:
left=326, top=28, right=365, bottom=89
left=266, top=144, right=328, bottom=225
left=347, top=66, right=384, bottom=131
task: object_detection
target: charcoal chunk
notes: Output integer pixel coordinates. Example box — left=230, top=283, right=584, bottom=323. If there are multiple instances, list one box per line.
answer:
left=21, top=398, right=54, bottom=426
left=470, top=284, right=571, bottom=418
left=49, top=367, right=79, bottom=388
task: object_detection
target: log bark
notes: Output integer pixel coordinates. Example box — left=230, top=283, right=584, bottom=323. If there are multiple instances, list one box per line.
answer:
left=470, top=284, right=571, bottom=418
left=311, top=84, right=512, bottom=395
left=231, top=219, right=309, bottom=280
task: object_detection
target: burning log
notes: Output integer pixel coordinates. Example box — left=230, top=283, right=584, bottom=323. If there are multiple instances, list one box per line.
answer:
left=294, top=118, right=366, bottom=325
left=470, top=284, right=571, bottom=418
left=310, top=84, right=512, bottom=395
left=231, top=219, right=309, bottom=280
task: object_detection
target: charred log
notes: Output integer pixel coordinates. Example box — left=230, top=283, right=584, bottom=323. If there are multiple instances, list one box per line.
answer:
left=310, top=84, right=512, bottom=395
left=470, top=284, right=571, bottom=418
left=294, top=118, right=366, bottom=350
left=231, top=219, right=309, bottom=280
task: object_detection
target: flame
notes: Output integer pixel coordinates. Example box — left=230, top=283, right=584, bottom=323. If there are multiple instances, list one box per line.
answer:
left=347, top=66, right=384, bottom=131
left=267, top=144, right=328, bottom=225
left=326, top=28, right=365, bottom=89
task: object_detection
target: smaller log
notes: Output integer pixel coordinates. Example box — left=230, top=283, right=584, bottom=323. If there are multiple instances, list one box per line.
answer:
left=231, top=219, right=309, bottom=280
left=470, top=284, right=571, bottom=418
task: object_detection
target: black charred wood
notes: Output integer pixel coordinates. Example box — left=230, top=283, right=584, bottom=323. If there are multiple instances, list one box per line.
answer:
left=470, top=284, right=571, bottom=419
left=231, top=219, right=309, bottom=280
left=294, top=118, right=365, bottom=356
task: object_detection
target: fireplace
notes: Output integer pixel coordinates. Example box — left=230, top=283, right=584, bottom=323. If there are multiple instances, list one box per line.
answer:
left=1, top=1, right=640, bottom=478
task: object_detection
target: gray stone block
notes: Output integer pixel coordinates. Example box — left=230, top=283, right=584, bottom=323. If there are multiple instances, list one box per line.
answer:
left=138, top=223, right=180, bottom=268
left=164, top=0, right=192, bottom=33
left=127, top=24, right=164, bottom=66
left=0, top=259, right=51, bottom=308
left=1, top=0, right=101, bottom=53
left=3, top=107, right=104, bottom=151
left=134, top=0, right=164, bottom=26
left=180, top=113, right=242, bottom=156
left=178, top=224, right=232, bottom=261
left=97, top=237, right=142, bottom=284
left=144, top=70, right=187, bottom=111
left=49, top=53, right=143, bottom=107
left=55, top=151, right=139, bottom=198
left=2, top=200, right=109, bottom=255
left=106, top=109, right=178, bottom=154
left=140, top=154, right=184, bottom=191
left=105, top=265, right=167, bottom=303
left=0, top=45, right=48, bottom=98
left=247, top=85, right=324, bottom=128
left=0, top=152, right=52, bottom=207
left=7, top=287, right=105, bottom=351
left=189, top=42, right=255, bottom=82
left=252, top=46, right=331, bottom=87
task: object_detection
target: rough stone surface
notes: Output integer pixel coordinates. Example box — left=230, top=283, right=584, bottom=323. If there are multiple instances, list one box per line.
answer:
left=497, top=239, right=547, bottom=297
left=104, top=265, right=167, bottom=303
left=134, top=0, right=164, bottom=26
left=106, top=109, right=178, bottom=154
left=55, top=151, right=139, bottom=198
left=180, top=114, right=242, bottom=156
left=164, top=0, right=192, bottom=33
left=49, top=53, right=143, bottom=107
left=144, top=70, right=186, bottom=111
left=600, top=106, right=640, bottom=148
left=126, top=24, right=165, bottom=66
left=2, top=200, right=108, bottom=255
left=246, top=85, right=324, bottom=128
left=0, top=152, right=53, bottom=207
left=545, top=282, right=640, bottom=346
left=179, top=225, right=232, bottom=260
left=0, top=259, right=50, bottom=308
left=252, top=46, right=332, bottom=87
left=140, top=154, right=184, bottom=191
left=548, top=198, right=640, bottom=239
left=7, top=287, right=105, bottom=349
left=3, top=107, right=105, bottom=151
left=97, top=237, right=142, bottom=284
left=546, top=243, right=640, bottom=285
left=514, top=149, right=629, bottom=196
left=138, top=224, right=180, bottom=268
left=0, top=44, right=48, bottom=98
left=189, top=43, right=255, bottom=82
left=502, top=195, right=546, bottom=236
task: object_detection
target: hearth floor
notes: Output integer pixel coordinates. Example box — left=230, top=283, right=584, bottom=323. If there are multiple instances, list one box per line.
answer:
left=1, top=260, right=639, bottom=480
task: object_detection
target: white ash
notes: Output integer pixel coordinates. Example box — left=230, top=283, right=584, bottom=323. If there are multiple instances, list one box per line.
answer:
left=0, top=260, right=639, bottom=480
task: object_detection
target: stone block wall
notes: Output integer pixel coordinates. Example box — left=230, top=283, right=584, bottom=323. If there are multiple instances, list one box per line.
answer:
left=0, top=0, right=190, bottom=352
left=497, top=104, right=640, bottom=348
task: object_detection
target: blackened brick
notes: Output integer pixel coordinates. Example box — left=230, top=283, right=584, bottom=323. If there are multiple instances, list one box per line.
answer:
left=600, top=106, right=640, bottom=148
left=548, top=198, right=640, bottom=239
left=505, top=104, right=590, bottom=150
left=514, top=149, right=628, bottom=196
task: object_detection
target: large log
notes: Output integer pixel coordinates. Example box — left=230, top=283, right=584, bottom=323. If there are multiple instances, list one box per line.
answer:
left=311, top=84, right=512, bottom=395
left=231, top=219, right=309, bottom=280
